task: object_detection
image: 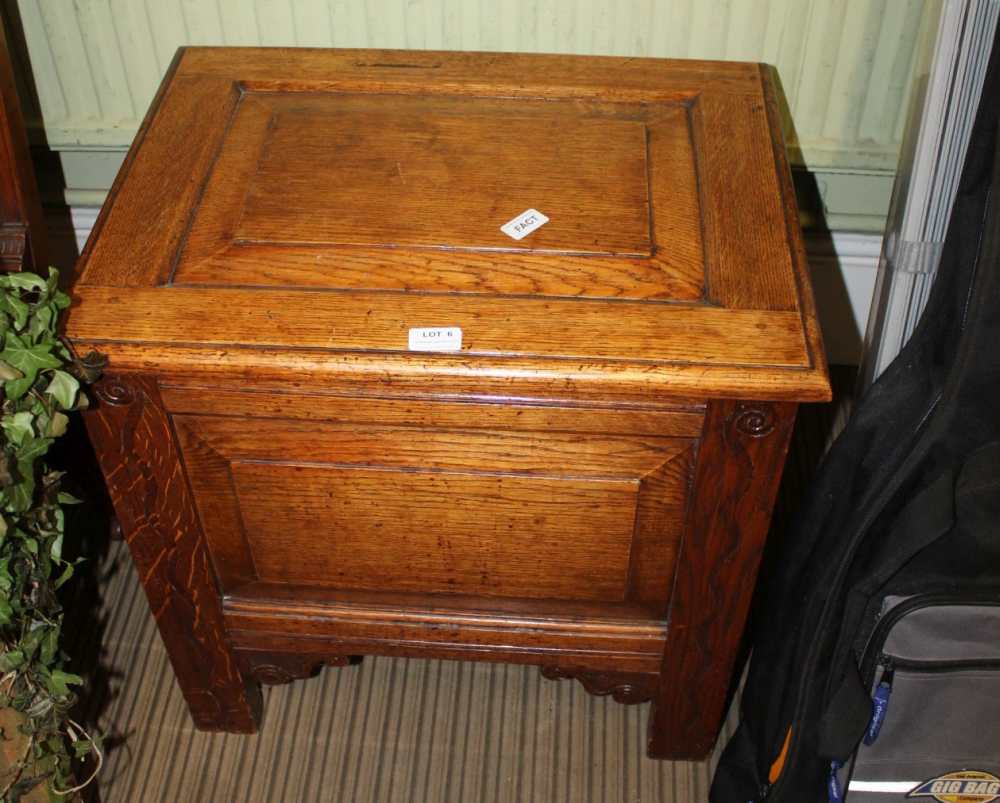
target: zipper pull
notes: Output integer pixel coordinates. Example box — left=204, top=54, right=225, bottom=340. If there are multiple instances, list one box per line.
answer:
left=864, top=660, right=895, bottom=746
left=828, top=760, right=844, bottom=803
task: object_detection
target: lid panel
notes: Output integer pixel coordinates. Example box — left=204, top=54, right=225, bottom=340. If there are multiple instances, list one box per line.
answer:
left=69, top=49, right=830, bottom=402
left=239, top=94, right=651, bottom=255
left=172, top=91, right=706, bottom=302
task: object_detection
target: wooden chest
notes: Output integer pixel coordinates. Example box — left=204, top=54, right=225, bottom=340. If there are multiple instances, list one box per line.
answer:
left=67, top=48, right=829, bottom=759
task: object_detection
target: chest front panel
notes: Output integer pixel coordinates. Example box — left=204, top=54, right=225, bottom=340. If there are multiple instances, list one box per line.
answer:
left=165, top=385, right=700, bottom=616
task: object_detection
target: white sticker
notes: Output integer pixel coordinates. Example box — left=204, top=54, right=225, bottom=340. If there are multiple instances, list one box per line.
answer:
left=408, top=326, right=463, bottom=352
left=500, top=208, right=549, bottom=241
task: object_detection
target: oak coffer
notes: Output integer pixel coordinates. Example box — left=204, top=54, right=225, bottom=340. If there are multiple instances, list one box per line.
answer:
left=67, top=47, right=830, bottom=759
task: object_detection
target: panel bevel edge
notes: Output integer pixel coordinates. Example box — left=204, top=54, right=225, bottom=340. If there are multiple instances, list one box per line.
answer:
left=625, top=441, right=696, bottom=610
left=757, top=64, right=831, bottom=399
left=74, top=49, right=186, bottom=286
left=164, top=81, right=256, bottom=287
left=172, top=416, right=260, bottom=589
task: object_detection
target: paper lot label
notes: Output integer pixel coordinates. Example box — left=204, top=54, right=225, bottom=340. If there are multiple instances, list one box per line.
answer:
left=408, top=327, right=463, bottom=352
left=500, top=209, right=549, bottom=241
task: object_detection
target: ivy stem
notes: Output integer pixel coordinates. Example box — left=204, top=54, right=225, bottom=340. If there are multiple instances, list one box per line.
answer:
left=51, top=719, right=102, bottom=796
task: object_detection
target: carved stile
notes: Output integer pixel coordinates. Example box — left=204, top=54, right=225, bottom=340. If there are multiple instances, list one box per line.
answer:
left=85, top=374, right=261, bottom=731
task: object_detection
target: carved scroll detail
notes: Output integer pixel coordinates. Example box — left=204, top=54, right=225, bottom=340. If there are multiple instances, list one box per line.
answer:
left=541, top=666, right=656, bottom=705
left=85, top=374, right=261, bottom=731
left=93, top=377, right=138, bottom=406
left=731, top=403, right=776, bottom=438
left=239, top=652, right=353, bottom=686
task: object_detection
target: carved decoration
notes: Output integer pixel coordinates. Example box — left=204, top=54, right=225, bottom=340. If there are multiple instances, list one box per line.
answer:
left=93, top=377, right=138, bottom=406
left=85, top=374, right=261, bottom=731
left=731, top=402, right=776, bottom=438
left=239, top=651, right=354, bottom=686
left=650, top=399, right=797, bottom=758
left=0, top=222, right=26, bottom=271
left=540, top=665, right=656, bottom=705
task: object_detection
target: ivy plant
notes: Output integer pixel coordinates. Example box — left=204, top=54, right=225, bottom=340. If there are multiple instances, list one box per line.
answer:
left=0, top=270, right=101, bottom=801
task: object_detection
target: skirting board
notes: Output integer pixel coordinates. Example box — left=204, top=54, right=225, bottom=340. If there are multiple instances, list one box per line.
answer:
left=50, top=207, right=880, bottom=367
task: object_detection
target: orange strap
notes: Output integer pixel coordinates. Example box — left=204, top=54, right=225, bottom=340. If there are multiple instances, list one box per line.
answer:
left=768, top=727, right=793, bottom=783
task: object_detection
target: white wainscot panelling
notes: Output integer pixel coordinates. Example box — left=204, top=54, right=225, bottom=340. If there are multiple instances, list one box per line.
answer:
left=17, top=0, right=926, bottom=173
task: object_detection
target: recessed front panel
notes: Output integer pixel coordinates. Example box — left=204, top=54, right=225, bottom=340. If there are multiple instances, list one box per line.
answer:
left=170, top=391, right=696, bottom=612
left=233, top=464, right=638, bottom=600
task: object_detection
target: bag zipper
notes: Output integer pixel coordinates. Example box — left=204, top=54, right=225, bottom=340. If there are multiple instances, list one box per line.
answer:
left=857, top=596, right=1000, bottom=748
left=864, top=653, right=1000, bottom=745
left=858, top=595, right=1000, bottom=689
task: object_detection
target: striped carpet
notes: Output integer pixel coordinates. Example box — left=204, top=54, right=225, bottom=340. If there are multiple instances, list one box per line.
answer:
left=62, top=369, right=854, bottom=803
left=66, top=539, right=734, bottom=803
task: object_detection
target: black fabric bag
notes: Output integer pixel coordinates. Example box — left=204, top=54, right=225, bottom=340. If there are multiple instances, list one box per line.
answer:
left=711, top=25, right=1000, bottom=803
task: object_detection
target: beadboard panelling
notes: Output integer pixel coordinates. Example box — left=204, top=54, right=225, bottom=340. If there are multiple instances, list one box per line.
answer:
left=15, top=0, right=926, bottom=173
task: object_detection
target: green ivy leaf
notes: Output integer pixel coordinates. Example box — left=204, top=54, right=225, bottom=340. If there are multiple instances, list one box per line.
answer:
left=25, top=307, right=51, bottom=346
left=2, top=294, right=29, bottom=330
left=2, top=411, right=34, bottom=446
left=44, top=371, right=80, bottom=410
left=52, top=562, right=73, bottom=590
left=19, top=626, right=46, bottom=661
left=0, top=598, right=12, bottom=626
left=17, top=436, right=53, bottom=466
left=2, top=273, right=45, bottom=292
left=0, top=649, right=24, bottom=671
left=49, top=533, right=63, bottom=562
left=45, top=412, right=69, bottom=438
left=40, top=627, right=59, bottom=665
left=4, top=375, right=33, bottom=401
left=0, top=358, right=23, bottom=380
left=0, top=332, right=62, bottom=385
left=46, top=670, right=83, bottom=698
left=6, top=478, right=34, bottom=513
left=72, top=740, right=93, bottom=759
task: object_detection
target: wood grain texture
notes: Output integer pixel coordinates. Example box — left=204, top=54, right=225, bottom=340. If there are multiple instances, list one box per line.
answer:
left=179, top=47, right=763, bottom=98
left=83, top=375, right=262, bottom=732
left=647, top=399, right=797, bottom=759
left=71, top=341, right=832, bottom=404
left=66, top=286, right=812, bottom=367
left=759, top=63, right=830, bottom=388
left=158, top=384, right=707, bottom=438
left=173, top=409, right=692, bottom=609
left=173, top=93, right=704, bottom=300
left=225, top=596, right=667, bottom=675
left=234, top=464, right=640, bottom=600
left=78, top=73, right=240, bottom=287
left=693, top=92, right=797, bottom=310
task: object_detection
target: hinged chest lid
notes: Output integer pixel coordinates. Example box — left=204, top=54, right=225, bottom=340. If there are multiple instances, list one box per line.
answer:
left=67, top=47, right=829, bottom=402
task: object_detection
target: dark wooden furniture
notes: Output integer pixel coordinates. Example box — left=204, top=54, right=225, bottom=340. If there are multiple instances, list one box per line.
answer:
left=0, top=13, right=45, bottom=273
left=67, top=48, right=829, bottom=759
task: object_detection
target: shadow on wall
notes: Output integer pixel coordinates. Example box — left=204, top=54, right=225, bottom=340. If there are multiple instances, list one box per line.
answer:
left=773, top=69, right=879, bottom=367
